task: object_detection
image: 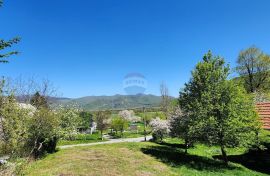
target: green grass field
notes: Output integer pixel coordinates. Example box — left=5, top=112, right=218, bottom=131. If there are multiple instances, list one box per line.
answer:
left=57, top=133, right=106, bottom=146
left=24, top=137, right=270, bottom=176
left=109, top=122, right=152, bottom=139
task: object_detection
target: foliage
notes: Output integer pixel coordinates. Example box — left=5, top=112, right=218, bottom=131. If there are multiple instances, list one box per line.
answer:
left=26, top=108, right=60, bottom=158
left=168, top=107, right=192, bottom=153
left=252, top=91, right=270, bottom=103
left=111, top=116, right=128, bottom=137
left=30, top=92, right=49, bottom=109
left=179, top=51, right=260, bottom=164
left=235, top=46, right=270, bottom=93
left=0, top=80, right=89, bottom=159
left=149, top=117, right=169, bottom=142
left=0, top=96, right=29, bottom=156
left=79, top=111, right=93, bottom=129
left=0, top=38, right=21, bottom=63
left=58, top=108, right=81, bottom=140
left=136, top=111, right=166, bottom=126
left=119, top=110, right=141, bottom=122
left=0, top=0, right=20, bottom=63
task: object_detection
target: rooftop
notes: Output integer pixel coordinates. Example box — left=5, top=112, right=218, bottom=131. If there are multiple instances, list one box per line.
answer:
left=256, top=102, right=270, bottom=130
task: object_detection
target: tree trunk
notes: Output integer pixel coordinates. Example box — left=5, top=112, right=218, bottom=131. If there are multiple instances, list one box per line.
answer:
left=143, top=107, right=147, bottom=142
left=221, top=145, right=228, bottom=165
left=184, top=139, right=188, bottom=154
left=101, top=130, right=103, bottom=140
left=121, top=130, right=123, bottom=138
left=255, top=130, right=260, bottom=150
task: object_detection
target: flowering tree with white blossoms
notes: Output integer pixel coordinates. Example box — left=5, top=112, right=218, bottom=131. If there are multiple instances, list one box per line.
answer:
left=57, top=106, right=81, bottom=140
left=168, top=107, right=192, bottom=153
left=118, top=110, right=141, bottom=123
left=149, top=117, right=169, bottom=142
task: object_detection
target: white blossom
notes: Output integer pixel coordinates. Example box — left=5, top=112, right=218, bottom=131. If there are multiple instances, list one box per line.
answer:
left=118, top=110, right=141, bottom=122
left=17, top=103, right=36, bottom=116
left=149, top=117, right=170, bottom=141
left=150, top=118, right=169, bottom=133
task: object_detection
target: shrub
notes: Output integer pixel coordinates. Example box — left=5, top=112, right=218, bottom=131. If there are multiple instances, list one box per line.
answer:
left=26, top=108, right=60, bottom=158
left=0, top=96, right=29, bottom=157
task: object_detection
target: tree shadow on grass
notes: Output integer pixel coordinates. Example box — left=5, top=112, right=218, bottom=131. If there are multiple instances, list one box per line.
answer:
left=157, top=141, right=188, bottom=149
left=213, top=143, right=270, bottom=175
left=141, top=145, right=239, bottom=172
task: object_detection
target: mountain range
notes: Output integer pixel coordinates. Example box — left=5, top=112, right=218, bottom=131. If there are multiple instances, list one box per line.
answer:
left=53, top=94, right=167, bottom=111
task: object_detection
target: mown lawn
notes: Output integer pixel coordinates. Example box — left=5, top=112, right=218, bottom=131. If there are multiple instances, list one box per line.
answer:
left=24, top=138, right=270, bottom=176
left=57, top=133, right=106, bottom=146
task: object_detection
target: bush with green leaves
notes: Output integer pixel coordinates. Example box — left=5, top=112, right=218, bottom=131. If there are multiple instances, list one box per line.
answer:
left=0, top=94, right=83, bottom=158
left=111, top=116, right=128, bottom=137
left=26, top=108, right=60, bottom=158
left=0, top=96, right=29, bottom=157
left=79, top=111, right=94, bottom=129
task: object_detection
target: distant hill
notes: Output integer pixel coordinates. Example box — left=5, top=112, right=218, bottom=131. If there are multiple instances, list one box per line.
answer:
left=53, top=94, right=169, bottom=111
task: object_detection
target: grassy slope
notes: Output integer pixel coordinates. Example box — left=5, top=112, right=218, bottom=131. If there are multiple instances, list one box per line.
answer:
left=24, top=140, right=268, bottom=176
left=25, top=143, right=177, bottom=176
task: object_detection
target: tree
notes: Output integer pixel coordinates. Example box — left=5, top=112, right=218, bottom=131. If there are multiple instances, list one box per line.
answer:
left=95, top=111, right=111, bottom=140
left=111, top=116, right=128, bottom=137
left=30, top=92, right=49, bottom=109
left=179, top=51, right=260, bottom=164
left=169, top=107, right=192, bottom=154
left=58, top=108, right=81, bottom=140
left=0, top=0, right=20, bottom=63
left=79, top=111, right=94, bottom=129
left=160, top=81, right=170, bottom=119
left=119, top=110, right=141, bottom=123
left=0, top=38, right=20, bottom=63
left=10, top=77, right=57, bottom=104
left=149, top=117, right=169, bottom=142
left=236, top=46, right=270, bottom=93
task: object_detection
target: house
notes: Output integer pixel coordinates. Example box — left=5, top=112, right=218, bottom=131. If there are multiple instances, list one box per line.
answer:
left=256, top=102, right=270, bottom=130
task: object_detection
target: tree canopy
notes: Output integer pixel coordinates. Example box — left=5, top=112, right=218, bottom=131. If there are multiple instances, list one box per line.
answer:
left=179, top=51, right=260, bottom=164
left=236, top=46, right=270, bottom=93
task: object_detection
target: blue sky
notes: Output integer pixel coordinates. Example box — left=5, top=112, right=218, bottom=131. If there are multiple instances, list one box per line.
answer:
left=1, top=0, right=270, bottom=98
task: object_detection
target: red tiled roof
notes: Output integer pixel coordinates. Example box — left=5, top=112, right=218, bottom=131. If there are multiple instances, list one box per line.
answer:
left=256, top=103, right=270, bottom=130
